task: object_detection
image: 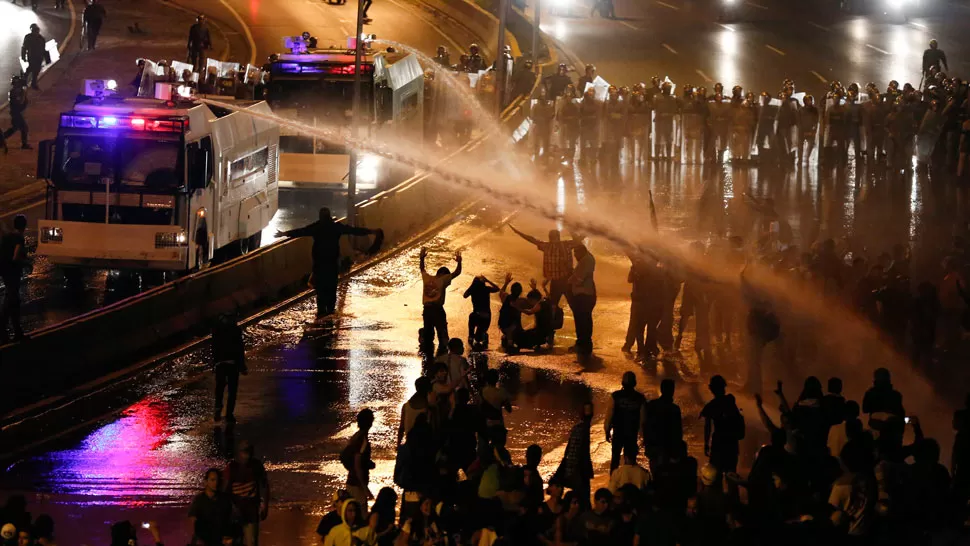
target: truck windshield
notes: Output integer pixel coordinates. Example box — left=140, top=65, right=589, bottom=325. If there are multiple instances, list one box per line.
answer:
left=56, top=135, right=182, bottom=190
left=268, top=79, right=373, bottom=122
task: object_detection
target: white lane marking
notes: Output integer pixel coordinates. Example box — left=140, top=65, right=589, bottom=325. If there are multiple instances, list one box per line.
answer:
left=217, top=0, right=258, bottom=65
left=717, top=23, right=735, bottom=32
left=910, top=21, right=927, bottom=29
left=765, top=44, right=786, bottom=56
left=655, top=0, right=680, bottom=10
left=866, top=43, right=891, bottom=55
left=662, top=43, right=678, bottom=54
left=385, top=0, right=466, bottom=53
left=695, top=69, right=713, bottom=83
left=808, top=21, right=830, bottom=31
left=746, top=1, right=768, bottom=9
left=620, top=21, right=639, bottom=30
left=810, top=70, right=828, bottom=83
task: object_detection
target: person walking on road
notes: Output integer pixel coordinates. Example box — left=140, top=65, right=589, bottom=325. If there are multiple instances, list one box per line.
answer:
left=922, top=39, right=948, bottom=79
left=223, top=441, right=270, bottom=546
left=188, top=469, right=234, bottom=546
left=343, top=409, right=376, bottom=514
left=419, top=247, right=462, bottom=356
left=187, top=14, right=212, bottom=73
left=3, top=76, right=30, bottom=152
left=605, top=371, right=647, bottom=472
left=21, top=24, right=46, bottom=90
left=276, top=207, right=383, bottom=320
left=567, top=244, right=596, bottom=355
left=0, top=215, right=28, bottom=343
left=211, top=314, right=247, bottom=424
left=552, top=402, right=595, bottom=509
left=82, top=0, right=107, bottom=50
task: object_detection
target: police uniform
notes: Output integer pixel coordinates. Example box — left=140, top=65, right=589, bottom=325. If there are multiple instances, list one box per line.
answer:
left=579, top=93, right=602, bottom=164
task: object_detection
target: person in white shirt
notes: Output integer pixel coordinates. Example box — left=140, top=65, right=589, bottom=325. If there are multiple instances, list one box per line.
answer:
left=609, top=452, right=651, bottom=493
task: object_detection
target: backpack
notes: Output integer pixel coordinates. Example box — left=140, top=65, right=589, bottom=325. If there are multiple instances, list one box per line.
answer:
left=340, top=437, right=358, bottom=472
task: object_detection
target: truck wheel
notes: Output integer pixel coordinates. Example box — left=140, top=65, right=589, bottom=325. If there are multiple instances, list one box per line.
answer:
left=239, top=231, right=262, bottom=254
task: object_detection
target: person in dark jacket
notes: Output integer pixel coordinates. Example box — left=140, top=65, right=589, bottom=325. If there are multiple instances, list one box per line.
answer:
left=276, top=207, right=382, bottom=319
left=3, top=76, right=29, bottom=151
left=211, top=313, right=247, bottom=423
left=21, top=24, right=46, bottom=90
left=643, top=379, right=683, bottom=465
left=553, top=402, right=594, bottom=509
left=82, top=0, right=107, bottom=50
left=605, top=371, right=646, bottom=472
left=187, top=14, right=212, bottom=72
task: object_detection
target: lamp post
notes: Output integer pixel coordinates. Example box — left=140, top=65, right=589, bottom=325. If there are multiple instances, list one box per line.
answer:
left=496, top=0, right=509, bottom=113
left=348, top=0, right=366, bottom=225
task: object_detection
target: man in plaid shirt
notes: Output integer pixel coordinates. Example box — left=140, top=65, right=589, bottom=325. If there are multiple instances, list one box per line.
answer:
left=509, top=225, right=582, bottom=309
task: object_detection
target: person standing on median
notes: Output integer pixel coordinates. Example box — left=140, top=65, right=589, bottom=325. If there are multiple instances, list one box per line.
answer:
left=276, top=207, right=383, bottom=320
left=187, top=14, right=212, bottom=73
left=21, top=24, right=46, bottom=90
left=83, top=0, right=107, bottom=51
left=211, top=313, right=247, bottom=424
left=0, top=215, right=28, bottom=343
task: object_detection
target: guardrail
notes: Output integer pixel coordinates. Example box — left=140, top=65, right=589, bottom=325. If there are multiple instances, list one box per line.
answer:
left=413, top=0, right=521, bottom=59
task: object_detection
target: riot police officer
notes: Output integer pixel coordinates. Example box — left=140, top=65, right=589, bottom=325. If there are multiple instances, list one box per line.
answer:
left=187, top=14, right=212, bottom=73
left=533, top=88, right=556, bottom=163
left=776, top=90, right=798, bottom=163
left=21, top=24, right=46, bottom=90
left=754, top=92, right=775, bottom=161
left=922, top=39, right=948, bottom=80
left=466, top=44, right=487, bottom=72
left=863, top=90, right=887, bottom=163
left=629, top=83, right=652, bottom=164
left=559, top=84, right=581, bottom=163
left=845, top=90, right=864, bottom=159
left=543, top=63, right=573, bottom=99
left=434, top=45, right=451, bottom=67
left=3, top=76, right=30, bottom=151
left=796, top=94, right=819, bottom=165
left=602, top=85, right=625, bottom=178
left=654, top=80, right=677, bottom=160
left=731, top=96, right=756, bottom=162
left=579, top=87, right=601, bottom=165
left=709, top=92, right=730, bottom=163
left=578, top=64, right=596, bottom=93
left=824, top=90, right=847, bottom=164
left=681, top=88, right=704, bottom=163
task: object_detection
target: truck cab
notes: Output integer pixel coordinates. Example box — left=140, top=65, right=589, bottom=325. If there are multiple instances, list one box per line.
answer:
left=37, top=85, right=280, bottom=272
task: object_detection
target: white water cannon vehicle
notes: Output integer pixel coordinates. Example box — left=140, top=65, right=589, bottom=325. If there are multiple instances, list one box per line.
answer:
left=35, top=78, right=281, bottom=272
left=266, top=34, right=424, bottom=191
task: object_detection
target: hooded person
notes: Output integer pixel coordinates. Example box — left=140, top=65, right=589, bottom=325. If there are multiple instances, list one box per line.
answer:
left=323, top=499, right=376, bottom=546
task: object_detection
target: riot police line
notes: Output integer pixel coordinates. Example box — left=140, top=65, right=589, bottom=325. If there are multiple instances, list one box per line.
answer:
left=525, top=61, right=970, bottom=176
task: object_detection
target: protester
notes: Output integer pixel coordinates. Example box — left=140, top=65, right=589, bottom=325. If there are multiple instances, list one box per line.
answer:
left=567, top=245, right=597, bottom=355
left=419, top=247, right=462, bottom=356
left=188, top=469, right=233, bottom=546
left=223, top=441, right=269, bottom=546
left=211, top=314, right=247, bottom=423
left=604, top=371, right=647, bottom=472
left=343, top=409, right=376, bottom=512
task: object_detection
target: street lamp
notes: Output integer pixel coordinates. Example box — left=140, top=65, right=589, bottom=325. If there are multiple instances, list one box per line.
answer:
left=347, top=0, right=366, bottom=225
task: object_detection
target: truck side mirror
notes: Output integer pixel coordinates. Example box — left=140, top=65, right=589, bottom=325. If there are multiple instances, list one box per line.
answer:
left=36, top=139, right=55, bottom=180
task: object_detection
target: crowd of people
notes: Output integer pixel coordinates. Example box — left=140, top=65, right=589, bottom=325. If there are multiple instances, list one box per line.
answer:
left=530, top=40, right=969, bottom=177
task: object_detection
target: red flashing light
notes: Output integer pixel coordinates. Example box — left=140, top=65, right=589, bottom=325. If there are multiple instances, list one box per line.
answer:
left=130, top=118, right=146, bottom=130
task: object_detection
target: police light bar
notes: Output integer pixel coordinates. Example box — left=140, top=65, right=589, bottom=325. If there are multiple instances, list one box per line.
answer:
left=60, top=114, right=189, bottom=132
left=275, top=62, right=375, bottom=75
